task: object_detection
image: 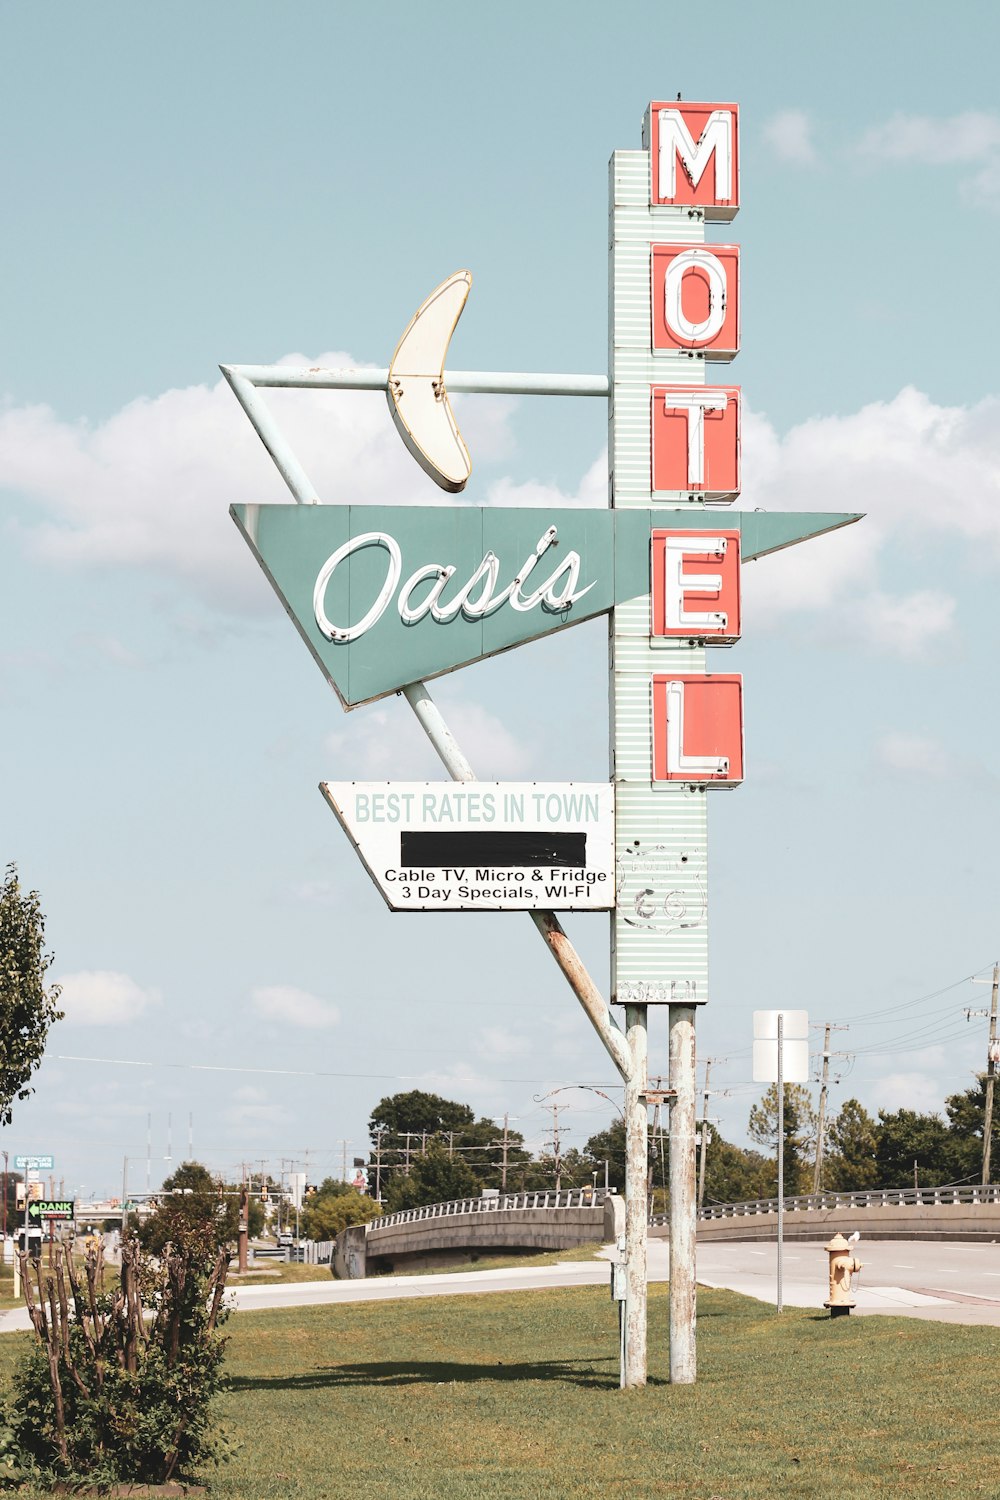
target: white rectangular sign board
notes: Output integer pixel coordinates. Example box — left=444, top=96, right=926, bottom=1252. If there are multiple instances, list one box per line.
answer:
left=752, top=1009, right=810, bottom=1083
left=320, top=781, right=615, bottom=911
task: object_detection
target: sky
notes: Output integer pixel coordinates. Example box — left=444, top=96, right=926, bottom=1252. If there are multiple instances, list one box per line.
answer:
left=3, top=0, right=1000, bottom=1202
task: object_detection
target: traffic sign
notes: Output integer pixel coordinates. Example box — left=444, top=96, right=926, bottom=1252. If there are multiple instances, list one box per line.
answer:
left=27, top=1200, right=73, bottom=1223
left=14, top=1155, right=53, bottom=1171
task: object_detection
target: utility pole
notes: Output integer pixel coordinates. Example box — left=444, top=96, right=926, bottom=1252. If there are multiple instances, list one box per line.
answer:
left=373, top=1131, right=384, bottom=1204
left=500, top=1114, right=509, bottom=1192
left=811, top=1022, right=849, bottom=1193
left=969, top=962, right=1000, bottom=1184
left=545, top=1103, right=565, bottom=1191
left=238, top=1171, right=248, bottom=1274
left=697, top=1060, right=714, bottom=1211
left=401, top=1132, right=420, bottom=1174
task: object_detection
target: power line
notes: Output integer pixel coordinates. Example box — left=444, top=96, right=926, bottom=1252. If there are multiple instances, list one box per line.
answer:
left=56, top=1055, right=620, bottom=1088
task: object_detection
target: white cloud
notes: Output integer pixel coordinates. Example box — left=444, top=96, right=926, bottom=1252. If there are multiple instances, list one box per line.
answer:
left=486, top=448, right=607, bottom=509
left=251, top=983, right=340, bottom=1029
left=875, top=733, right=953, bottom=779
left=7, top=350, right=1000, bottom=667
left=853, top=590, right=956, bottom=657
left=476, top=1025, right=530, bottom=1060
left=224, top=1099, right=291, bottom=1134
left=856, top=111, right=1000, bottom=205
left=740, top=387, right=1000, bottom=647
left=56, top=970, right=160, bottom=1026
left=0, top=354, right=517, bottom=610
left=871, top=1071, right=945, bottom=1114
left=762, top=109, right=818, bottom=165
left=324, top=697, right=532, bottom=779
left=858, top=110, right=1000, bottom=163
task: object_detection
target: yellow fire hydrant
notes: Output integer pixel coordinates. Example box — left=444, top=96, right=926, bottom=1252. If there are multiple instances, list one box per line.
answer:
left=824, top=1231, right=862, bottom=1317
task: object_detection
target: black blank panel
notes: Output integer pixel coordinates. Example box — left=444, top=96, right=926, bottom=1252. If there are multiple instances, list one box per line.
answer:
left=400, top=831, right=587, bottom=868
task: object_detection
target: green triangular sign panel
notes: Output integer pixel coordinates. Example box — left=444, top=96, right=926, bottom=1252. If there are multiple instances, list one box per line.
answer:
left=231, top=504, right=860, bottom=709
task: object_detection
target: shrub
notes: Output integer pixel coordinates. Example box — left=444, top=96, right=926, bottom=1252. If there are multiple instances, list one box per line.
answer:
left=6, top=1224, right=230, bottom=1488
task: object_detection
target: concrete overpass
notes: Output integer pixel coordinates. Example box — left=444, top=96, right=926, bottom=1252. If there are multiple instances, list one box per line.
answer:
left=678, top=1183, right=1000, bottom=1244
left=336, top=1189, right=621, bottom=1277
left=335, top=1183, right=1000, bottom=1277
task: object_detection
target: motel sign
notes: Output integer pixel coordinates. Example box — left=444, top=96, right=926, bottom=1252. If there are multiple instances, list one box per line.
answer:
left=224, top=97, right=858, bottom=1388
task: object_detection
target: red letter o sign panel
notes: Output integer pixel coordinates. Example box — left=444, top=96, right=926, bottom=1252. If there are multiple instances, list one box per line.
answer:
left=651, top=245, right=740, bottom=360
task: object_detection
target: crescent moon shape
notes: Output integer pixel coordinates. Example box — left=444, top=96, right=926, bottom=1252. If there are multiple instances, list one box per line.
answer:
left=387, top=270, right=473, bottom=494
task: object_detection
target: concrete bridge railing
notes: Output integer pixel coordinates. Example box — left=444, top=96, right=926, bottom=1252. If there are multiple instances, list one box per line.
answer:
left=694, top=1183, right=1000, bottom=1219
left=665, top=1183, right=1000, bottom=1244
left=336, top=1189, right=620, bottom=1277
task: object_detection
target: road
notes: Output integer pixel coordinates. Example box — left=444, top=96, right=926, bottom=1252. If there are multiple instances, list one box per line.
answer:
left=3, top=1238, right=999, bottom=1332
left=697, top=1236, right=1000, bottom=1323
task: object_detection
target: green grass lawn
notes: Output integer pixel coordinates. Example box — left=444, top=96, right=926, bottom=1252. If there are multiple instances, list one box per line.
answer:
left=0, top=1283, right=993, bottom=1499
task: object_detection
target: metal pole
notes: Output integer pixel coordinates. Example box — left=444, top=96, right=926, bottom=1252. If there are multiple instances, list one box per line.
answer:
left=984, top=963, right=999, bottom=1185
left=777, top=1014, right=784, bottom=1314
left=669, top=1005, right=697, bottom=1383
left=813, top=1024, right=831, bottom=1194
left=402, top=681, right=633, bottom=1082
left=222, top=362, right=609, bottom=398
left=623, top=1004, right=648, bottom=1388
left=238, top=1178, right=248, bottom=1274
left=697, top=1060, right=711, bottom=1211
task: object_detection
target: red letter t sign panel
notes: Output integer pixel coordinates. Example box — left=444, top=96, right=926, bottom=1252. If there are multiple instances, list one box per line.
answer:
left=651, top=674, right=744, bottom=786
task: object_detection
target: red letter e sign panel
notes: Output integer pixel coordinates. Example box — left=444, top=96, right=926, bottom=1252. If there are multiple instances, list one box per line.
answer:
left=651, top=529, right=741, bottom=643
left=652, top=245, right=740, bottom=360
left=645, top=101, right=740, bottom=220
left=652, top=674, right=744, bottom=786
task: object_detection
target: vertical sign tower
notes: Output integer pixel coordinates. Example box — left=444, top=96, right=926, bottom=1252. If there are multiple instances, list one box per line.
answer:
left=611, top=102, right=741, bottom=1383
left=224, top=96, right=857, bottom=1389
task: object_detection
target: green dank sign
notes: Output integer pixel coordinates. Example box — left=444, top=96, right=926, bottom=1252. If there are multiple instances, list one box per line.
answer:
left=27, top=1200, right=74, bottom=1222
left=232, top=503, right=858, bottom=709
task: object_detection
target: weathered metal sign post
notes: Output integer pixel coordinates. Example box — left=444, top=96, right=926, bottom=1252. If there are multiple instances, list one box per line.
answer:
left=224, top=101, right=858, bottom=1387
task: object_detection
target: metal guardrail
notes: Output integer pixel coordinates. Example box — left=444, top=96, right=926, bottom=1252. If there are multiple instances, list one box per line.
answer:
left=370, top=1188, right=608, bottom=1231
left=646, top=1184, right=1000, bottom=1227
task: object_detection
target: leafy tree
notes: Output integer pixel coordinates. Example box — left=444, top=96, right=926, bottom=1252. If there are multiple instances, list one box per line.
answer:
left=700, top=1127, right=773, bottom=1205
left=748, top=1084, right=818, bottom=1196
left=383, top=1142, right=481, bottom=1211
left=944, top=1078, right=994, bottom=1182
left=139, top=1162, right=239, bottom=1255
left=367, top=1091, right=526, bottom=1195
left=300, top=1179, right=381, bottom=1239
left=875, top=1108, right=957, bottom=1189
left=583, top=1120, right=626, bottom=1193
left=0, top=864, right=63, bottom=1125
left=369, top=1090, right=475, bottom=1143
left=825, top=1098, right=880, bottom=1191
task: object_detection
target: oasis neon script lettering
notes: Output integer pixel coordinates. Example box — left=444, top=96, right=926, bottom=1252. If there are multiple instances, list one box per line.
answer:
left=313, top=525, right=595, bottom=643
